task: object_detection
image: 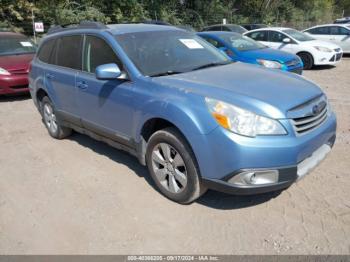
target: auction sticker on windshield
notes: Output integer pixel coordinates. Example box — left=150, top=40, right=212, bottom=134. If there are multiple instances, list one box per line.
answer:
left=20, top=42, right=33, bottom=47
left=179, top=39, right=204, bottom=49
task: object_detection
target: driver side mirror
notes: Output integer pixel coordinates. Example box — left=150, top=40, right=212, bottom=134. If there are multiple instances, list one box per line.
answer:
left=282, top=38, right=291, bottom=44
left=95, top=63, right=128, bottom=80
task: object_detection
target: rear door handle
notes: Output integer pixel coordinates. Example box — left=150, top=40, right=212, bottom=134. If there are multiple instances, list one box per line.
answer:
left=76, top=81, right=88, bottom=90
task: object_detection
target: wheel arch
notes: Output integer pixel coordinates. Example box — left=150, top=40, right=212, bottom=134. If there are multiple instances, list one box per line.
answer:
left=296, top=51, right=314, bottom=68
left=135, top=101, right=216, bottom=173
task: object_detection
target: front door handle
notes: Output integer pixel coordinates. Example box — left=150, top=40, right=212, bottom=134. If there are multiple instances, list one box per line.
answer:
left=76, top=81, right=88, bottom=89
left=46, top=73, right=54, bottom=79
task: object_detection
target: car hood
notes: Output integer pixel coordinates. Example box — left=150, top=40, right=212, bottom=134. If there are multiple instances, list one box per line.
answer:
left=241, top=47, right=299, bottom=63
left=301, top=39, right=341, bottom=50
left=151, top=62, right=323, bottom=119
left=0, top=53, right=34, bottom=72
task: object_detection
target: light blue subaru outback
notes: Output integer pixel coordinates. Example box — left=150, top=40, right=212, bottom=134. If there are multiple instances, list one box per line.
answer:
left=29, top=21, right=336, bottom=204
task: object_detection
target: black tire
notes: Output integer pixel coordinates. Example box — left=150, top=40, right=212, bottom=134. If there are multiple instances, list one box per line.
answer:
left=298, top=52, right=314, bottom=70
left=145, top=127, right=207, bottom=204
left=40, top=96, right=72, bottom=139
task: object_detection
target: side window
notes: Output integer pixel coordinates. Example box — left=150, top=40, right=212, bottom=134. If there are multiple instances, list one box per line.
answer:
left=55, top=35, right=82, bottom=70
left=247, top=31, right=268, bottom=41
left=330, top=26, right=349, bottom=35
left=304, top=28, right=314, bottom=34
left=37, top=39, right=56, bottom=64
left=314, top=26, right=330, bottom=35
left=83, top=35, right=122, bottom=74
left=269, top=31, right=287, bottom=42
left=339, top=27, right=350, bottom=35
left=222, top=26, right=231, bottom=31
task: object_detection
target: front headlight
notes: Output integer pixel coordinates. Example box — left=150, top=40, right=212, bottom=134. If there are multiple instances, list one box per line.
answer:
left=314, top=46, right=332, bottom=53
left=0, top=67, right=10, bottom=75
left=205, top=98, right=287, bottom=137
left=257, top=59, right=282, bottom=69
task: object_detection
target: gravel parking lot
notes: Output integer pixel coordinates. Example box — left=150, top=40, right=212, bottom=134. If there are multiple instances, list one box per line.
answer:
left=0, top=58, right=349, bottom=255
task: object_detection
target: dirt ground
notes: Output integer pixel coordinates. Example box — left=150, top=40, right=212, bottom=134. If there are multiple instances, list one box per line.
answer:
left=0, top=58, right=349, bottom=255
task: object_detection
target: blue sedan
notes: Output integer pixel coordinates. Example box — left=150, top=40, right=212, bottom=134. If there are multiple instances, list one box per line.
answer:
left=198, top=31, right=303, bottom=74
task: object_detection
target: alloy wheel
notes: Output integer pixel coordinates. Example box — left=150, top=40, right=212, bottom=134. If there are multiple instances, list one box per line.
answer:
left=43, top=103, right=58, bottom=134
left=151, top=143, right=188, bottom=194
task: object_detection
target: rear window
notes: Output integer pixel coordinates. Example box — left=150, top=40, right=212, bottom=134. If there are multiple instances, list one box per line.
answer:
left=55, top=35, right=82, bottom=70
left=227, top=25, right=247, bottom=34
left=37, top=39, right=56, bottom=63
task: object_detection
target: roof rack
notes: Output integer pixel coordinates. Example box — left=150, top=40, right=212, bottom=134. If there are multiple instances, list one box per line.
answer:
left=47, top=20, right=108, bottom=35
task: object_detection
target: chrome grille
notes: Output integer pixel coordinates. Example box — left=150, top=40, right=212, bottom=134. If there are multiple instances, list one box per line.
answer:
left=291, top=100, right=328, bottom=135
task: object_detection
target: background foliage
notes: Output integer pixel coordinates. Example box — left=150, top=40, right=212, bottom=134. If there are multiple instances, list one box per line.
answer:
left=1, top=0, right=350, bottom=35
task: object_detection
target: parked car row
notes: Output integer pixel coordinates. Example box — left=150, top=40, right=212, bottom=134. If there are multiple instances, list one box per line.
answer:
left=26, top=21, right=336, bottom=204
left=1, top=20, right=348, bottom=96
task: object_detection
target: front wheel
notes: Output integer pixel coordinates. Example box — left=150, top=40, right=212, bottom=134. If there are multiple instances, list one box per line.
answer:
left=145, top=127, right=207, bottom=204
left=298, top=52, right=314, bottom=70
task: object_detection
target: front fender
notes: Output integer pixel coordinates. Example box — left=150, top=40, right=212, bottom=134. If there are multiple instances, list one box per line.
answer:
left=133, top=94, right=219, bottom=175
left=134, top=93, right=218, bottom=143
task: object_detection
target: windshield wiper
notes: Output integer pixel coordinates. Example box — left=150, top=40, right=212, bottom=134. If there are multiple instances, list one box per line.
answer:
left=150, top=71, right=184, bottom=77
left=190, top=61, right=232, bottom=71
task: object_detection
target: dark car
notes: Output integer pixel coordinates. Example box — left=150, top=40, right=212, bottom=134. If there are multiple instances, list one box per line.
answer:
left=334, top=17, right=350, bottom=24
left=176, top=25, right=196, bottom=32
left=241, top=24, right=267, bottom=31
left=201, top=24, right=247, bottom=34
left=0, top=32, right=36, bottom=95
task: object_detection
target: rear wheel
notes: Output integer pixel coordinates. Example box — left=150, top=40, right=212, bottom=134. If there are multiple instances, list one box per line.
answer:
left=298, top=52, right=314, bottom=70
left=146, top=127, right=207, bottom=204
left=41, top=96, right=72, bottom=139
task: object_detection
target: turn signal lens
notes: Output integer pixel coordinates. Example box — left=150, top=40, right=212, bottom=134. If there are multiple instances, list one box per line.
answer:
left=212, top=112, right=230, bottom=129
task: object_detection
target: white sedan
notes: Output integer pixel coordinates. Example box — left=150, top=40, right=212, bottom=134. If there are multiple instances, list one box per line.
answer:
left=303, top=24, right=350, bottom=54
left=243, top=27, right=343, bottom=69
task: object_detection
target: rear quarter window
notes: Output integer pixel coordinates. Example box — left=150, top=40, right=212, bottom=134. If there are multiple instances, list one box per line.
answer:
left=37, top=39, right=56, bottom=63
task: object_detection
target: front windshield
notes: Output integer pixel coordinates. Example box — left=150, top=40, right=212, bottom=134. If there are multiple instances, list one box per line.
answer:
left=0, top=36, right=36, bottom=56
left=219, top=33, right=266, bottom=51
left=282, top=29, right=314, bottom=42
left=115, top=31, right=230, bottom=76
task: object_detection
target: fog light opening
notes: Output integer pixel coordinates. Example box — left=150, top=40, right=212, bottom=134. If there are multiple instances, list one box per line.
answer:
left=229, top=170, right=279, bottom=186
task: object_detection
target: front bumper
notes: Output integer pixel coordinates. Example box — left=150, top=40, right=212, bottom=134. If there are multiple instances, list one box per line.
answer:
left=0, top=74, right=29, bottom=95
left=313, top=50, right=343, bottom=66
left=202, top=141, right=334, bottom=195
left=193, top=111, right=337, bottom=195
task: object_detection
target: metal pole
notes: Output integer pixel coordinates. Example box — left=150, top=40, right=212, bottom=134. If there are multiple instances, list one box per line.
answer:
left=31, top=9, right=36, bottom=44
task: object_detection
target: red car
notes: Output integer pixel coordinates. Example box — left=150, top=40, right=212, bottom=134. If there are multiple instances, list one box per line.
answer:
left=0, top=32, right=36, bottom=95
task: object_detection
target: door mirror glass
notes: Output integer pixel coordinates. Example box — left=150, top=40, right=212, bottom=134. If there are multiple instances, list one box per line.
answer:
left=95, top=63, right=125, bottom=80
left=282, top=38, right=291, bottom=43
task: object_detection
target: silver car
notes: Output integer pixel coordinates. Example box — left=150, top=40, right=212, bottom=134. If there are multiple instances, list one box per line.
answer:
left=304, top=24, right=350, bottom=54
